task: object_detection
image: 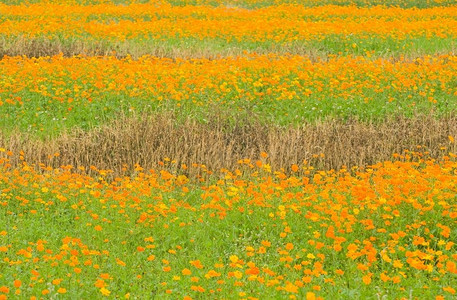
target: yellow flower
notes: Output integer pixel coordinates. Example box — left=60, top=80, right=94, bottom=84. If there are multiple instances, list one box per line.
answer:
left=100, top=288, right=111, bottom=296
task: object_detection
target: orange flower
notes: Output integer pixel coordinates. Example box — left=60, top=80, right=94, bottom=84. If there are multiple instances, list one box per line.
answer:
left=306, top=292, right=316, bottom=300
left=335, top=269, right=344, bottom=275
left=182, top=268, right=192, bottom=275
left=147, top=255, right=156, bottom=261
left=190, top=260, right=204, bottom=269
left=13, top=280, right=21, bottom=288
left=285, top=243, right=294, bottom=250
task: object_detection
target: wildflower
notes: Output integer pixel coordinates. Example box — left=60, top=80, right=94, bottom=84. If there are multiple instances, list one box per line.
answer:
left=100, top=288, right=111, bottom=296
left=13, top=280, right=21, bottom=288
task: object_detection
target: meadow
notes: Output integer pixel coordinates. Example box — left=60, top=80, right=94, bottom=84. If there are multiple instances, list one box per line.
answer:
left=0, top=0, right=457, bottom=299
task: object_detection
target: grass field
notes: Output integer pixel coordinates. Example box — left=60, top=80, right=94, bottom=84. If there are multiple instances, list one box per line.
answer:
left=1, top=0, right=457, bottom=299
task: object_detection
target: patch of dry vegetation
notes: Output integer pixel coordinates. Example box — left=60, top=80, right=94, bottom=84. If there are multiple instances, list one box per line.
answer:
left=1, top=114, right=456, bottom=176
left=2, top=36, right=456, bottom=60
left=0, top=36, right=333, bottom=60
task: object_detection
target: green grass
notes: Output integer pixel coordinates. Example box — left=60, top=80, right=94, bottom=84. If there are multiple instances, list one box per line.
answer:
left=2, top=82, right=456, bottom=138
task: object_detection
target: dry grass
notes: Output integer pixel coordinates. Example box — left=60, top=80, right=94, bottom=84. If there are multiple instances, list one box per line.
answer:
left=1, top=113, right=456, bottom=177
left=0, top=36, right=325, bottom=60
left=3, top=36, right=454, bottom=61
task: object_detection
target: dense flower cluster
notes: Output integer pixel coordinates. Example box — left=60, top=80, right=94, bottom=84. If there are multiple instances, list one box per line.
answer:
left=1, top=4, right=457, bottom=44
left=0, top=151, right=456, bottom=298
left=1, top=54, right=457, bottom=134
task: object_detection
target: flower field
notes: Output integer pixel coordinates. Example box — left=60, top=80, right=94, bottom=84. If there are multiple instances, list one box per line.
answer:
left=1, top=0, right=457, bottom=299
left=1, top=152, right=457, bottom=299
left=1, top=3, right=457, bottom=57
left=1, top=54, right=457, bottom=136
